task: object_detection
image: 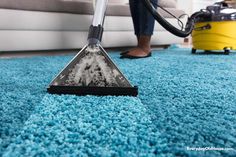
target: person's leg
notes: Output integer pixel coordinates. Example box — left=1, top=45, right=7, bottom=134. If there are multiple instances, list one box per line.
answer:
left=129, top=0, right=140, bottom=38
left=120, top=0, right=140, bottom=56
left=122, top=0, right=158, bottom=58
left=138, top=0, right=158, bottom=36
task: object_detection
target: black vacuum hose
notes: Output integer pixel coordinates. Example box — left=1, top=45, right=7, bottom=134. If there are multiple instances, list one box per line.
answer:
left=142, top=0, right=210, bottom=38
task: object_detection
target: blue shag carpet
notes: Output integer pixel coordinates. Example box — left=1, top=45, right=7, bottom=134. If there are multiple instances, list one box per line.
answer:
left=1, top=48, right=236, bottom=157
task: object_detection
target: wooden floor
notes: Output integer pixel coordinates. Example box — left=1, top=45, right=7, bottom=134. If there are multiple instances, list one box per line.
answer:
left=0, top=47, right=133, bottom=59
left=0, top=49, right=79, bottom=59
left=0, top=45, right=190, bottom=59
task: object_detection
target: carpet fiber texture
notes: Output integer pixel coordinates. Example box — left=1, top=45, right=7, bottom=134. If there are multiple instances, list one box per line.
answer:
left=1, top=48, right=236, bottom=157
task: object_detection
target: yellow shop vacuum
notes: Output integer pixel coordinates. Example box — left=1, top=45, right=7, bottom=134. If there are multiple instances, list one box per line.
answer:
left=143, top=1, right=236, bottom=54
left=192, top=3, right=236, bottom=54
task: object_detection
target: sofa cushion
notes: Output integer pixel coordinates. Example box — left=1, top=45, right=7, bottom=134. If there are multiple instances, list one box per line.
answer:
left=103, top=0, right=177, bottom=8
left=109, top=0, right=177, bottom=8
left=109, top=0, right=129, bottom=4
left=159, top=0, right=177, bottom=8
left=0, top=0, right=183, bottom=17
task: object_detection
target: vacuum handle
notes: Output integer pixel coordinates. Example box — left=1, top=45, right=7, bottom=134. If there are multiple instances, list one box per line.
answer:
left=88, top=0, right=108, bottom=44
left=92, top=0, right=108, bottom=26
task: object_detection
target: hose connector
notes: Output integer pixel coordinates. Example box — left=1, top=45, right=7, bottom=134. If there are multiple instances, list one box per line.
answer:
left=88, top=25, right=104, bottom=44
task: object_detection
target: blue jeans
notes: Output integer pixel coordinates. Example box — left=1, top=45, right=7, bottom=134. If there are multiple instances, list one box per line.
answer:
left=129, top=0, right=158, bottom=36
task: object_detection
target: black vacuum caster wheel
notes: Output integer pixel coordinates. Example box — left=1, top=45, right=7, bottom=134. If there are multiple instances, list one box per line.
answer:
left=192, top=48, right=197, bottom=54
left=224, top=47, right=231, bottom=55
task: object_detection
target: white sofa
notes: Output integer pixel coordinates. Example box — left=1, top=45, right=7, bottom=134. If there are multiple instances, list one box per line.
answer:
left=0, top=0, right=185, bottom=51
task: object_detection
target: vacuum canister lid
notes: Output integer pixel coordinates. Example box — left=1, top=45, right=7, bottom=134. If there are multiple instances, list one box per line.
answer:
left=195, top=4, right=236, bottom=22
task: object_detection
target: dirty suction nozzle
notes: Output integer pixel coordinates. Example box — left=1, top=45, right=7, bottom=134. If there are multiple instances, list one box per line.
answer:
left=47, top=44, right=138, bottom=96
left=48, top=0, right=138, bottom=96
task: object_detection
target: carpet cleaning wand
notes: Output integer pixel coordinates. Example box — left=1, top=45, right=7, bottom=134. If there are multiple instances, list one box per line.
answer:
left=47, top=0, right=138, bottom=96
